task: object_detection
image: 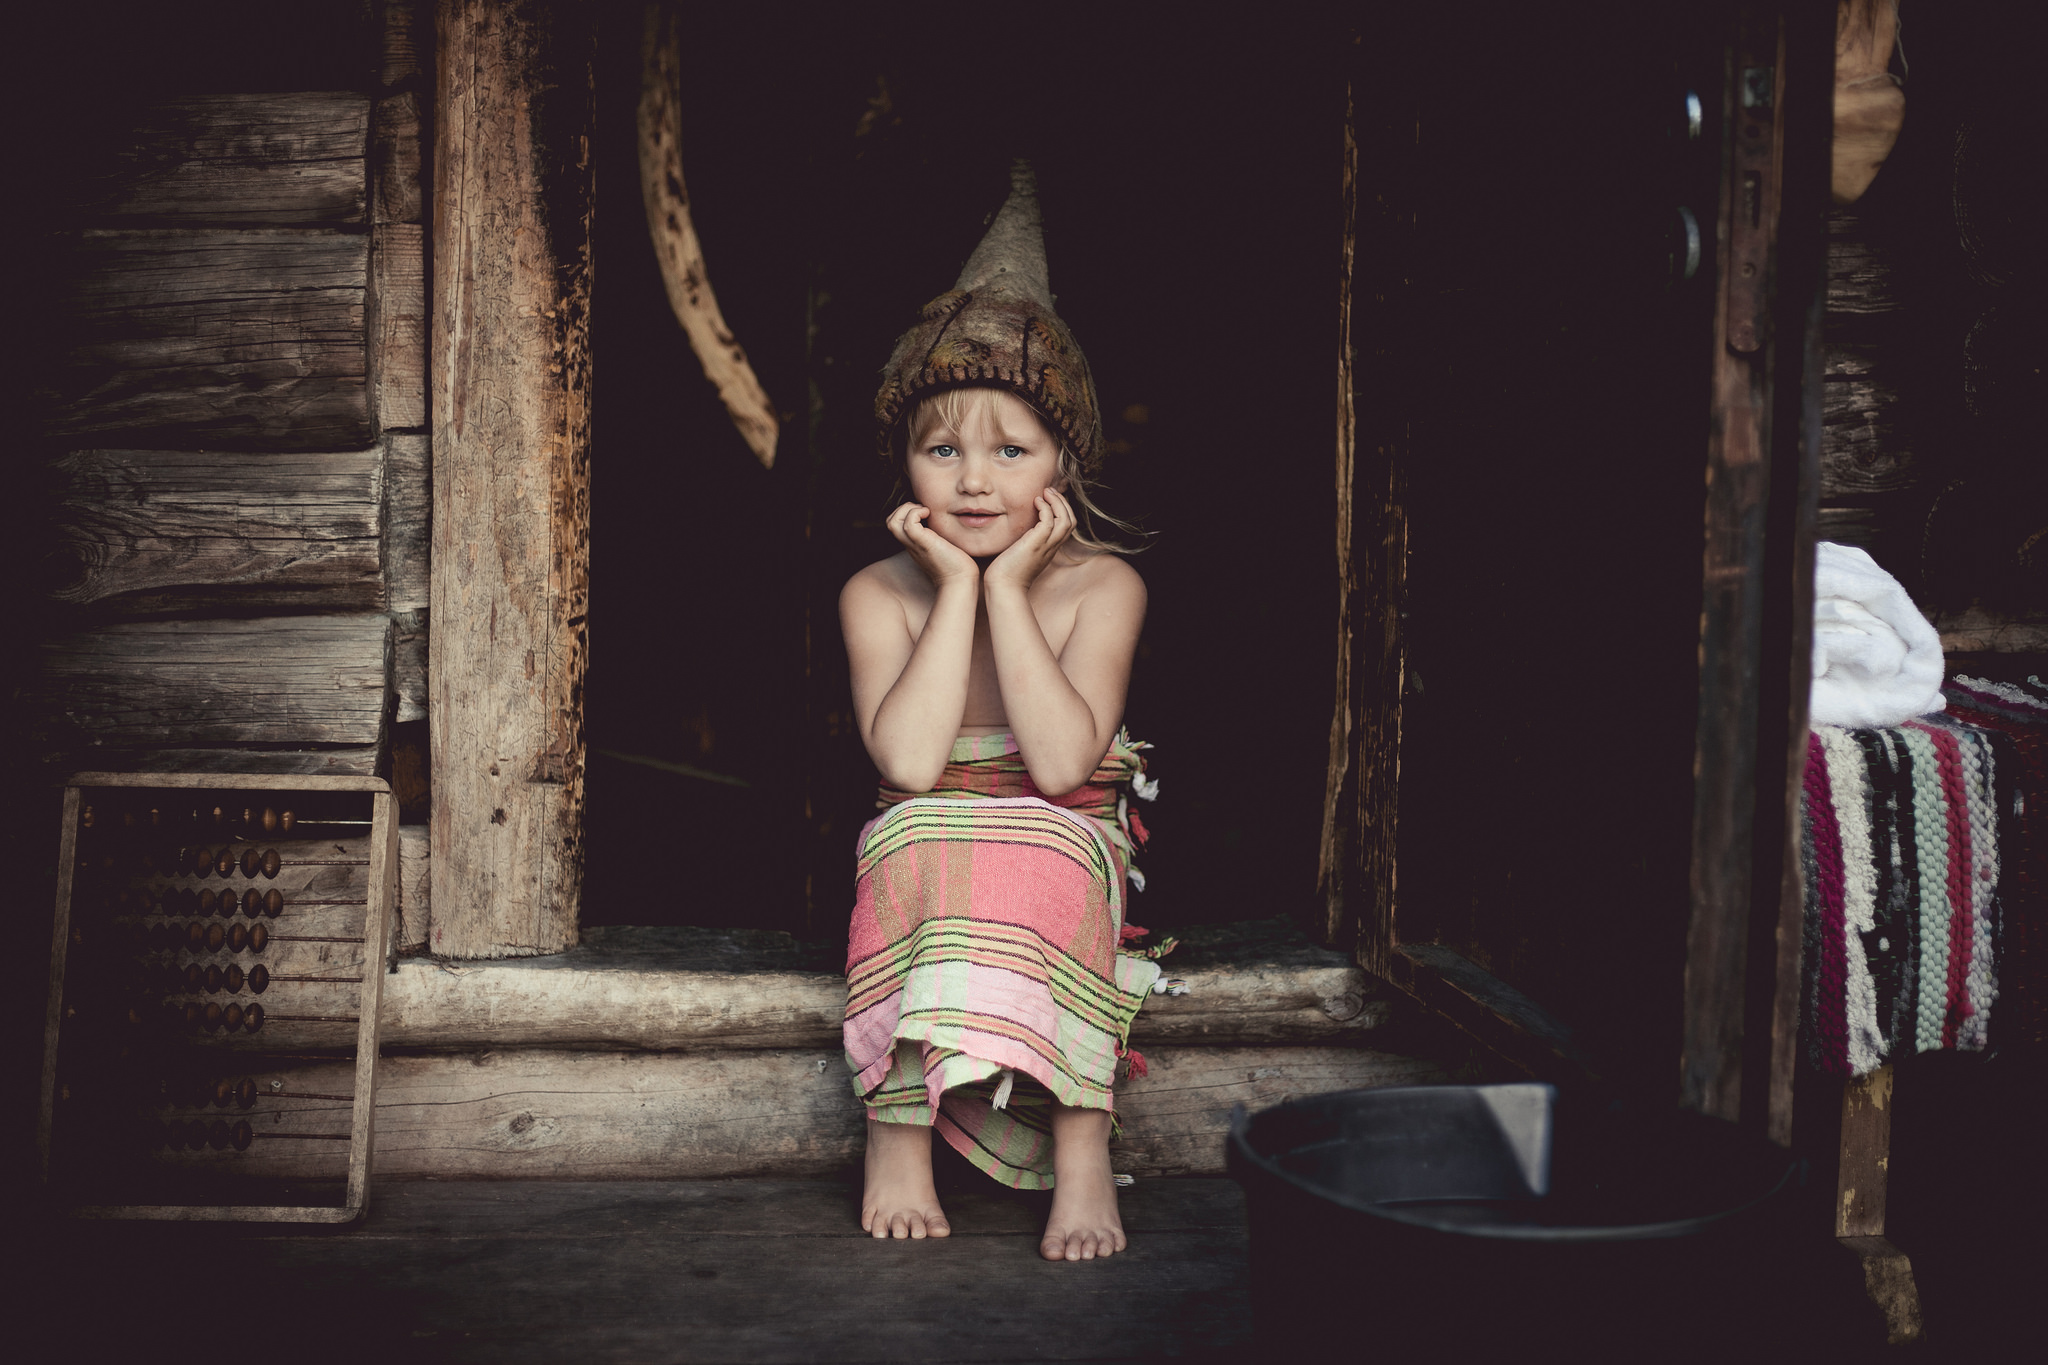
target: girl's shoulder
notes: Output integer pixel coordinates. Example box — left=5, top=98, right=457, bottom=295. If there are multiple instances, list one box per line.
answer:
left=843, top=550, right=925, bottom=600
left=1055, top=545, right=1146, bottom=600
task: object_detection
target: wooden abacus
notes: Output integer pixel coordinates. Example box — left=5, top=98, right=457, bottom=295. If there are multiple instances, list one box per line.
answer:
left=38, top=774, right=397, bottom=1223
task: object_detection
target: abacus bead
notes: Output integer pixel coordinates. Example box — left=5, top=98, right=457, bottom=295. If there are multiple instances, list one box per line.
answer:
left=204, top=966, right=222, bottom=994
left=214, top=1079, right=233, bottom=1108
left=185, top=1120, right=208, bottom=1149
left=249, top=924, right=269, bottom=953
left=182, top=1003, right=203, bottom=1028
left=202, top=1003, right=222, bottom=1030
left=242, top=807, right=257, bottom=828
left=190, top=847, right=211, bottom=877
left=264, top=890, right=283, bottom=917
left=184, top=964, right=204, bottom=993
left=227, top=924, right=248, bottom=954
left=235, top=1079, right=256, bottom=1109
left=279, top=810, right=295, bottom=833
left=222, top=1002, right=244, bottom=1030
left=225, top=963, right=245, bottom=992
left=186, top=921, right=206, bottom=951
left=241, top=889, right=261, bottom=917
left=208, top=1120, right=230, bottom=1150
left=261, top=849, right=281, bottom=878
left=215, top=849, right=235, bottom=878
left=205, top=923, right=225, bottom=952
left=198, top=889, right=217, bottom=917
left=243, top=1003, right=264, bottom=1033
left=239, top=849, right=260, bottom=879
left=80, top=805, right=95, bottom=829
left=262, top=807, right=278, bottom=833
left=211, top=806, right=228, bottom=827
left=249, top=965, right=270, bottom=995
left=232, top=1120, right=253, bottom=1151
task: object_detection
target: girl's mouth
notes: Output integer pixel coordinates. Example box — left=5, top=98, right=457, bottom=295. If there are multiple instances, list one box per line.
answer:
left=953, top=511, right=1000, bottom=524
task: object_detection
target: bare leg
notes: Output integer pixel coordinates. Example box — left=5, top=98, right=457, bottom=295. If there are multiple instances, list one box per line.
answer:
left=1041, top=1102, right=1126, bottom=1261
left=861, top=1116, right=951, bottom=1240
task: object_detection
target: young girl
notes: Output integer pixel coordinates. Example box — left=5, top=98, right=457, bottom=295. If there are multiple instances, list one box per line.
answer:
left=840, top=164, right=1164, bottom=1261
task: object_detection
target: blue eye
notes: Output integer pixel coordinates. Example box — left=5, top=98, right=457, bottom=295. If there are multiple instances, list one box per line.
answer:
left=930, top=444, right=957, bottom=458
left=997, top=445, right=1024, bottom=459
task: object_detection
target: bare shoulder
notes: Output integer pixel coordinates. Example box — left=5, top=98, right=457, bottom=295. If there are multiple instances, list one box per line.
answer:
left=1060, top=548, right=1146, bottom=611
left=842, top=551, right=927, bottom=608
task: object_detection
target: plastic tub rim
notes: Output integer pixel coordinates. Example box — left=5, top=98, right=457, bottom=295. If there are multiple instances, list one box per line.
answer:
left=1227, top=1086, right=1799, bottom=1244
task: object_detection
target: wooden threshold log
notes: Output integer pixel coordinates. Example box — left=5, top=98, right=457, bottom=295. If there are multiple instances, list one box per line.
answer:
left=63, top=92, right=370, bottom=225
left=379, top=944, right=1393, bottom=1052
left=39, top=615, right=393, bottom=749
left=50, top=747, right=383, bottom=778
left=430, top=0, right=594, bottom=958
left=637, top=2, right=778, bottom=468
left=1838, top=1235, right=1925, bottom=1346
left=178, top=1045, right=1447, bottom=1181
left=45, top=447, right=383, bottom=613
left=44, top=228, right=370, bottom=452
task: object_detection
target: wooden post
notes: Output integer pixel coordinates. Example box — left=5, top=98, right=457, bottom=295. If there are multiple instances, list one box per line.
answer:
left=429, top=0, right=594, bottom=957
left=1680, top=2, right=1829, bottom=1126
left=1320, top=41, right=1410, bottom=980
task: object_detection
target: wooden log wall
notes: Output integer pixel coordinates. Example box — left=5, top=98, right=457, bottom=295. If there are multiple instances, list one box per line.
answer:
left=32, top=3, right=430, bottom=799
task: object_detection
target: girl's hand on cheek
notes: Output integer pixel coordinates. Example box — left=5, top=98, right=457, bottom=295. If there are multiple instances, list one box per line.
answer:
left=984, top=489, right=1075, bottom=593
left=888, top=501, right=979, bottom=588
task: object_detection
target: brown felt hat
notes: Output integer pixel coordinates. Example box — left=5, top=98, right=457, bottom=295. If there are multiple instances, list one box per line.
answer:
left=875, top=161, right=1106, bottom=476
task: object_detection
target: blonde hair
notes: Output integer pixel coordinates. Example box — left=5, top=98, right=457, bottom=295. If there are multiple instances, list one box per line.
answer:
left=897, top=386, right=1149, bottom=556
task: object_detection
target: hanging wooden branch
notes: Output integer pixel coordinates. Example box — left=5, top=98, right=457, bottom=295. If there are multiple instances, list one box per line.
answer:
left=638, top=4, right=779, bottom=468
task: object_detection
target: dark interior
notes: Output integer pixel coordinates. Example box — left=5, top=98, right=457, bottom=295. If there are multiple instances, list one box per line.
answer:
left=583, top=3, right=1351, bottom=943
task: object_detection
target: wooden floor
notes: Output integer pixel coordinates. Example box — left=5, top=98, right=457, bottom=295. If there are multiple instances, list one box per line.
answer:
left=31, top=1171, right=1252, bottom=1364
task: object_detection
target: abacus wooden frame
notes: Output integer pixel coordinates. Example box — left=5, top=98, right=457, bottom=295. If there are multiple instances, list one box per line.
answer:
left=38, top=773, right=399, bottom=1224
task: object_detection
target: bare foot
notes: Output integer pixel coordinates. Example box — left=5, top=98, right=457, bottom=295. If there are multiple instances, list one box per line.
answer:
left=1041, top=1103, right=1126, bottom=1261
left=861, top=1117, right=951, bottom=1240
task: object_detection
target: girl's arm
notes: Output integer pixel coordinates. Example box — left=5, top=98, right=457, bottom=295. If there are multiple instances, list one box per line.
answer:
left=983, top=492, right=1147, bottom=795
left=842, top=505, right=982, bottom=792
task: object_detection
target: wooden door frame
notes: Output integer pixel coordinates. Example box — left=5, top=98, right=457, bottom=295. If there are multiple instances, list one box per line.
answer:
left=427, top=0, right=595, bottom=957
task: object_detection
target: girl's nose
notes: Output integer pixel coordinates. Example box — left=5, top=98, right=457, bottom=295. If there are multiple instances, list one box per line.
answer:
left=956, top=453, right=994, bottom=492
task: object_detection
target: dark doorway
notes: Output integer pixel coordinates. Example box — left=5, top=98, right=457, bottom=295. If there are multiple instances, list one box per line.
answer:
left=584, top=4, right=1350, bottom=941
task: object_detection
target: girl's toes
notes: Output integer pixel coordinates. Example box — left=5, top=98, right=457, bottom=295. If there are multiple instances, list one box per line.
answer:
left=907, top=1213, right=928, bottom=1239
left=926, top=1215, right=952, bottom=1238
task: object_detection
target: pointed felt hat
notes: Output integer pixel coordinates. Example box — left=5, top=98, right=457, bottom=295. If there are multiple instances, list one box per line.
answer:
left=875, top=161, right=1107, bottom=475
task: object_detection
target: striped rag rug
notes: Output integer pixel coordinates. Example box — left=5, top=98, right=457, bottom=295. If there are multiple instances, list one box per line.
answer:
left=1800, top=673, right=2048, bottom=1076
left=844, top=730, right=1168, bottom=1189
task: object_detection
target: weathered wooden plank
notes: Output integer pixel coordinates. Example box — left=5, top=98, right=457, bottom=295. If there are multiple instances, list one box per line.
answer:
left=380, top=0, right=425, bottom=88
left=40, top=616, right=392, bottom=748
left=44, top=1180, right=1254, bottom=1362
left=63, top=92, right=369, bottom=225
left=142, top=1044, right=1444, bottom=1181
left=431, top=0, right=594, bottom=958
left=1838, top=1235, right=1925, bottom=1345
left=392, top=609, right=428, bottom=724
left=377, top=923, right=1394, bottom=1050
left=46, top=448, right=382, bottom=612
left=1835, top=1064, right=1892, bottom=1238
left=371, top=91, right=423, bottom=225
left=59, top=748, right=382, bottom=778
left=370, top=225, right=428, bottom=432
left=1929, top=605, right=2048, bottom=654
left=382, top=434, right=430, bottom=609
left=397, top=823, right=430, bottom=952
left=44, top=229, right=369, bottom=451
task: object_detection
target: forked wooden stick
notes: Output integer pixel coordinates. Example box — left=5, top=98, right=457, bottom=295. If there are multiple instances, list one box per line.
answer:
left=638, top=3, right=779, bottom=467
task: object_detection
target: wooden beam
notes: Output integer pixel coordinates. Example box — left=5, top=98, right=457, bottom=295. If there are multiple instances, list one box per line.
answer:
left=374, top=935, right=1395, bottom=1051
left=62, top=93, right=369, bottom=226
left=1320, top=50, right=1409, bottom=979
left=1389, top=944, right=1600, bottom=1088
left=430, top=0, right=594, bottom=958
left=55, top=748, right=382, bottom=778
left=39, top=615, right=393, bottom=749
left=636, top=2, right=779, bottom=468
left=369, top=223, right=428, bottom=431
left=1838, top=1236, right=1925, bottom=1345
left=135, top=1044, right=1446, bottom=1182
left=1834, top=1064, right=1893, bottom=1237
left=45, top=228, right=370, bottom=452
left=45, top=447, right=382, bottom=613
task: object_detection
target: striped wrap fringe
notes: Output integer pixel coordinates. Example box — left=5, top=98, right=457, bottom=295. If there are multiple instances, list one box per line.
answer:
left=1799, top=675, right=2048, bottom=1075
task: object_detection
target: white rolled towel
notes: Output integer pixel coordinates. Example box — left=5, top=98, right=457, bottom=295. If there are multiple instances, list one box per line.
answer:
left=1810, top=541, right=1945, bottom=729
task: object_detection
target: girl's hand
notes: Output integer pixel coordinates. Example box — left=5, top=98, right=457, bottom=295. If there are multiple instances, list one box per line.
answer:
left=887, top=501, right=979, bottom=589
left=983, top=488, right=1076, bottom=594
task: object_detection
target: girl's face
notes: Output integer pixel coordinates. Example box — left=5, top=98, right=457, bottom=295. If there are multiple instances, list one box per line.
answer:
left=904, top=389, right=1064, bottom=557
